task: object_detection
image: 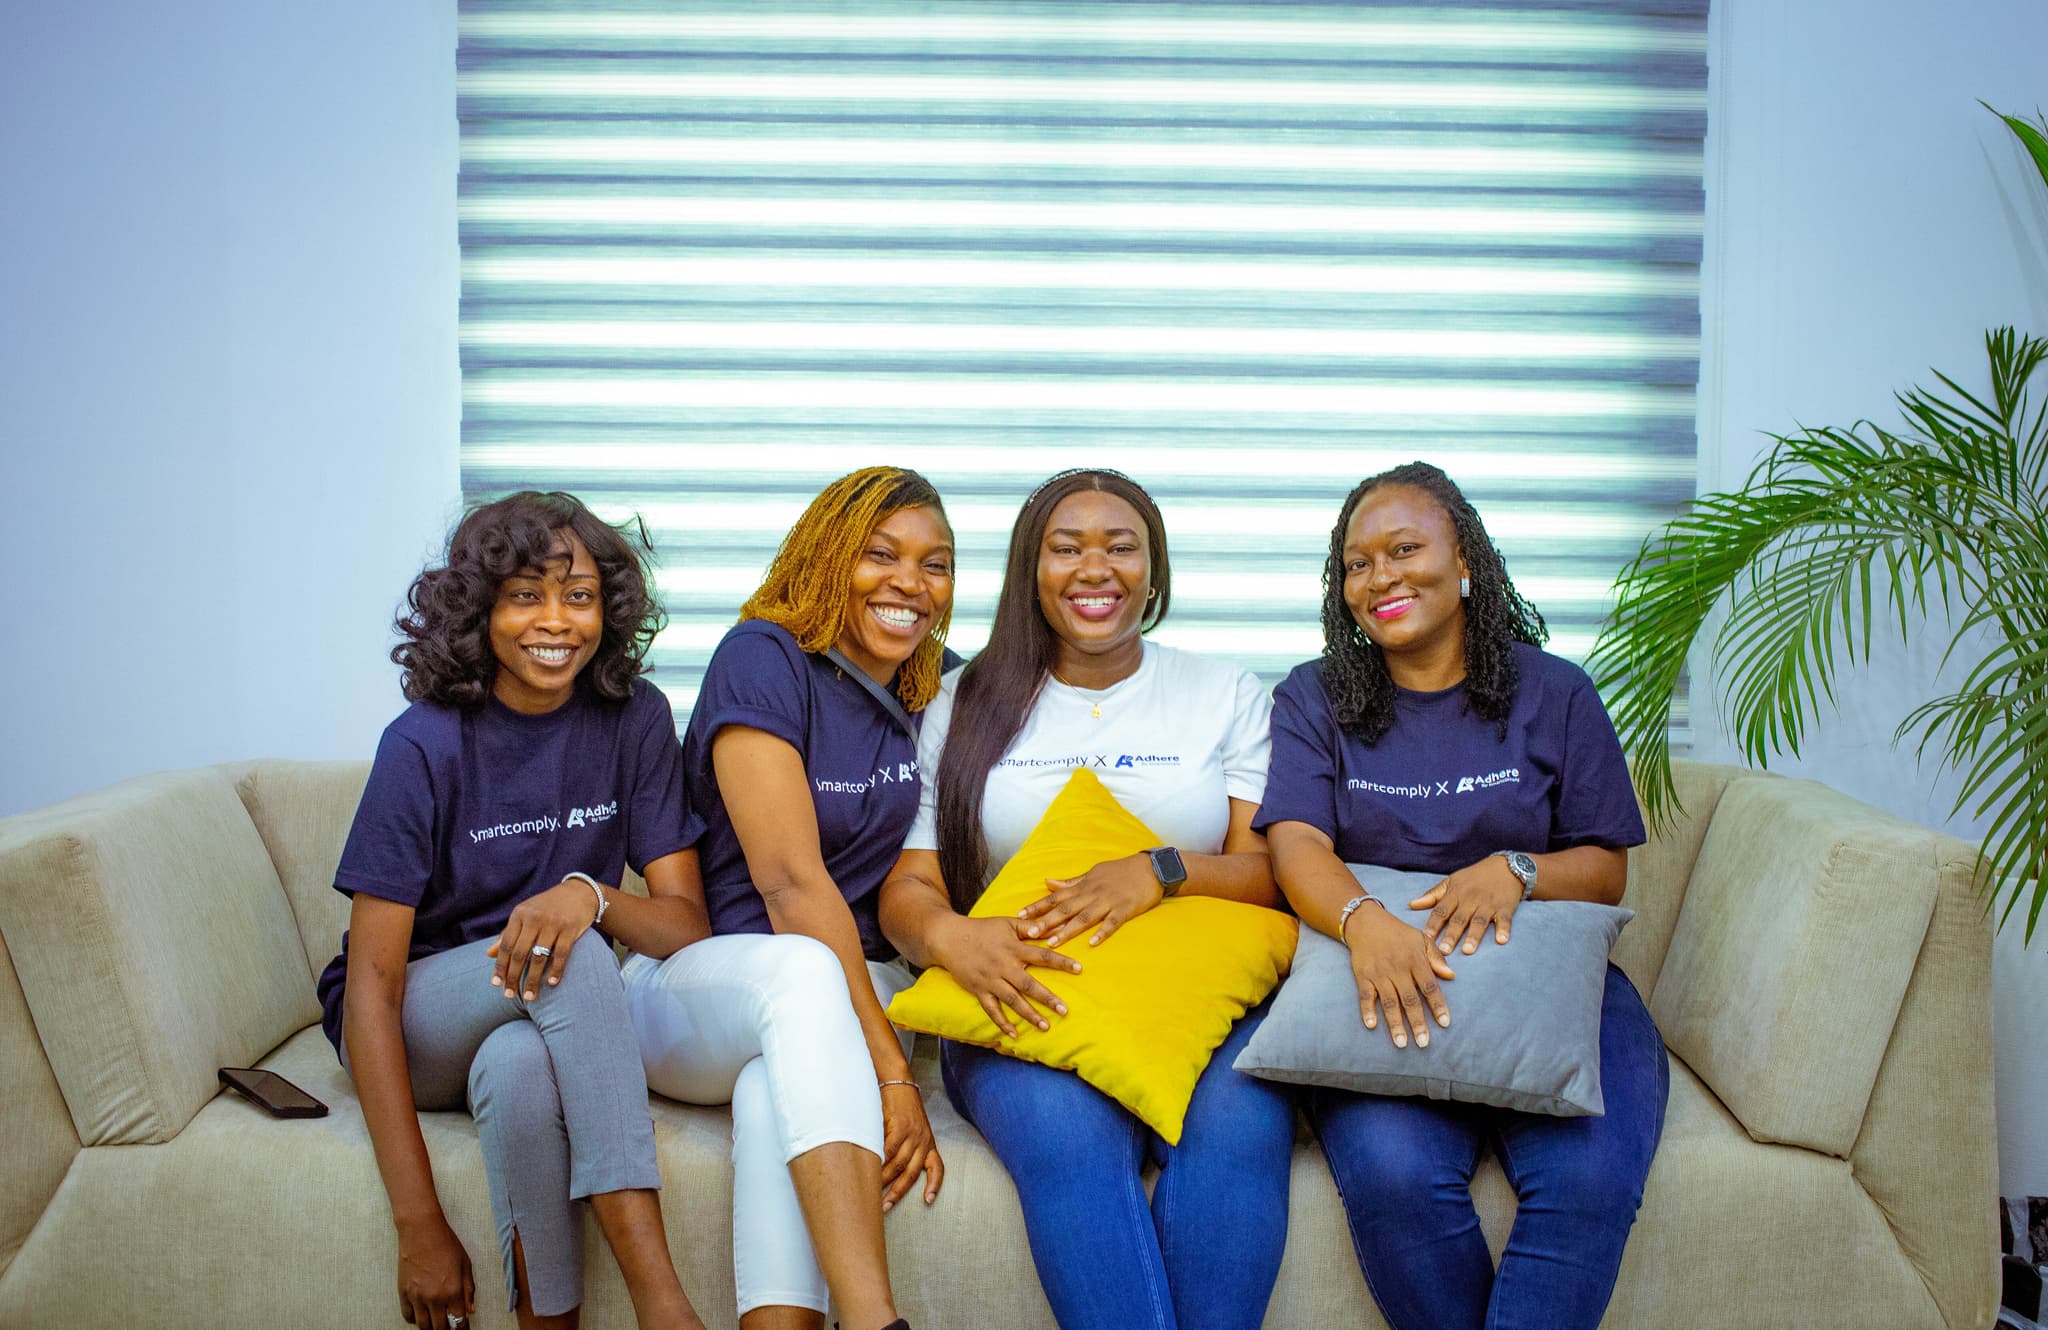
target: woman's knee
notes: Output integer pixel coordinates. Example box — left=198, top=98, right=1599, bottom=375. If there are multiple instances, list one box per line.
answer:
left=755, top=933, right=845, bottom=1007
left=469, top=1023, right=561, bottom=1125
left=1511, top=1140, right=1652, bottom=1221
left=1315, top=1102, right=1470, bottom=1205
left=556, top=928, right=623, bottom=983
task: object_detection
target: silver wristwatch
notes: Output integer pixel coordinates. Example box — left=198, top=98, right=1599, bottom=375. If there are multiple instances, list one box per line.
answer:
left=1497, top=850, right=1538, bottom=900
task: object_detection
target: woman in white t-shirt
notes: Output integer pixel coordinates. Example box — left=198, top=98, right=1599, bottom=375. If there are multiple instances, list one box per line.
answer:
left=877, top=469, right=1295, bottom=1330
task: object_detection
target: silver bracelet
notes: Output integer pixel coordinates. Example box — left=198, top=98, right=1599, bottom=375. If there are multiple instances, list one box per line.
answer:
left=878, top=1078, right=920, bottom=1094
left=1336, top=893, right=1383, bottom=940
left=562, top=871, right=609, bottom=928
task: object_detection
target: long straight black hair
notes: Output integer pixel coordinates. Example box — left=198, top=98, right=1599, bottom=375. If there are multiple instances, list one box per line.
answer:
left=934, top=469, right=1172, bottom=907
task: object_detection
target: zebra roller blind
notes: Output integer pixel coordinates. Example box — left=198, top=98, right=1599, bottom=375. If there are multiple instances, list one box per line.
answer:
left=457, top=1, right=1707, bottom=718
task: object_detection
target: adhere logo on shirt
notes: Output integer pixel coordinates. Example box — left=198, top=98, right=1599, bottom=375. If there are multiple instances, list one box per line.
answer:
left=1454, top=767, right=1521, bottom=794
left=566, top=800, right=618, bottom=830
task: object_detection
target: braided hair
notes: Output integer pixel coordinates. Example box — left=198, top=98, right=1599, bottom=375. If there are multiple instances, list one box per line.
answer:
left=1319, top=462, right=1546, bottom=744
left=740, top=467, right=952, bottom=710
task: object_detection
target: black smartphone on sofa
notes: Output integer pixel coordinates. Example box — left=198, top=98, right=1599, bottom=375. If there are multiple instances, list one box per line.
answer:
left=217, top=1066, right=328, bottom=1118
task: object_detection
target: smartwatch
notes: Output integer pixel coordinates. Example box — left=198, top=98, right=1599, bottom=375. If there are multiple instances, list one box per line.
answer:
left=1147, top=846, right=1188, bottom=897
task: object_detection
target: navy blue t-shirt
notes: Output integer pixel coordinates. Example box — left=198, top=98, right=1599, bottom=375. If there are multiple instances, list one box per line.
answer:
left=317, top=676, right=699, bottom=1052
left=1254, top=643, right=1645, bottom=874
left=684, top=619, right=926, bottom=961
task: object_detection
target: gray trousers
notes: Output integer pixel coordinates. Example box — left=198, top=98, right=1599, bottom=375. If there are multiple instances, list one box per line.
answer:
left=376, top=930, right=662, bottom=1315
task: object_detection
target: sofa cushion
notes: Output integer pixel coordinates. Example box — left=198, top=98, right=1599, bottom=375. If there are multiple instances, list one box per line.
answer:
left=1651, top=775, right=1937, bottom=1157
left=0, top=769, right=318, bottom=1145
left=230, top=760, right=371, bottom=985
left=1234, top=864, right=1631, bottom=1116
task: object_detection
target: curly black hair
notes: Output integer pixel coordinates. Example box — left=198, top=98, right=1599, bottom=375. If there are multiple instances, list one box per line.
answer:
left=392, top=492, right=664, bottom=709
left=1320, top=462, right=1547, bottom=745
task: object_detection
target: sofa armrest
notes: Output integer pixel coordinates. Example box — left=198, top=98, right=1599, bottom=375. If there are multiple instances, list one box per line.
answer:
left=0, top=929, right=79, bottom=1279
left=1650, top=774, right=1938, bottom=1158
left=1846, top=842, right=1999, bottom=1330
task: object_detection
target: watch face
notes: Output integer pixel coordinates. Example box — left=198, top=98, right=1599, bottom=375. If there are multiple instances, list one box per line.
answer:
left=1149, top=846, right=1188, bottom=889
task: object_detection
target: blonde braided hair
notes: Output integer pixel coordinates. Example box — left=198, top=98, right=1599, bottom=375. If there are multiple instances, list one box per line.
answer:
left=740, top=466, right=951, bottom=710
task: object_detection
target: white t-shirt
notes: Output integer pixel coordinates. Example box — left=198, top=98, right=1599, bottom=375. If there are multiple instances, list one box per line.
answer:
left=903, top=641, right=1271, bottom=881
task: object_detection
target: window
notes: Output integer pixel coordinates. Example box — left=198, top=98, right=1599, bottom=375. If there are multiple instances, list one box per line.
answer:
left=457, top=1, right=1707, bottom=717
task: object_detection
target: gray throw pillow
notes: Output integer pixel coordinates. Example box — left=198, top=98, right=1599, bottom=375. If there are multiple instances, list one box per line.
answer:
left=1234, top=863, right=1631, bottom=1116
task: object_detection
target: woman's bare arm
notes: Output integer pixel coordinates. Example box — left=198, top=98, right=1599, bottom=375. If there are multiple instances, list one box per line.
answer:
left=342, top=893, right=476, bottom=1327
left=714, top=725, right=909, bottom=1081
left=592, top=847, right=714, bottom=960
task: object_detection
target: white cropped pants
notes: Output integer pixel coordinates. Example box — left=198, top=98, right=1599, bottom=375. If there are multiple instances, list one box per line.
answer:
left=620, top=933, right=915, bottom=1316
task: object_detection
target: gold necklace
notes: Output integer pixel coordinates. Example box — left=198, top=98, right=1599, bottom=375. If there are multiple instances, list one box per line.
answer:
left=1051, top=669, right=1116, bottom=718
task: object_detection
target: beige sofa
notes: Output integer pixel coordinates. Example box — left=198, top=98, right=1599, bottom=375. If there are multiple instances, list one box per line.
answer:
left=0, top=758, right=1998, bottom=1329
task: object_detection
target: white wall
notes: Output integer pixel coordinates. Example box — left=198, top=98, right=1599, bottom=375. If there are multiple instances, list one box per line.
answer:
left=0, top=1, right=462, bottom=818
left=1, top=0, right=2040, bottom=1192
left=1699, top=0, right=2048, bottom=1194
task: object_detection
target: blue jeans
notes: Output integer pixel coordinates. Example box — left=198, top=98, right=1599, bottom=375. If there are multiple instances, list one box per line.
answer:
left=942, top=1002, right=1295, bottom=1330
left=1310, top=965, right=1668, bottom=1330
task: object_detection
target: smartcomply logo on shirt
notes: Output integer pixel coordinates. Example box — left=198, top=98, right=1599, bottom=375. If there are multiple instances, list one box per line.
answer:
left=470, top=813, right=560, bottom=844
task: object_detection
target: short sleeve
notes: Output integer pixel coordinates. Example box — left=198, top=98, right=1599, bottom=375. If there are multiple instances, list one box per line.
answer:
left=333, top=728, right=437, bottom=908
left=1252, top=664, right=1341, bottom=839
left=900, top=675, right=955, bottom=852
left=624, top=681, right=701, bottom=873
left=1551, top=672, right=1648, bottom=851
left=695, top=623, right=812, bottom=752
left=1220, top=664, right=1272, bottom=805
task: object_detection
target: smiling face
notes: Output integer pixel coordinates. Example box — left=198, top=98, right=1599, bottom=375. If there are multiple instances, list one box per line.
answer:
left=834, top=504, right=955, bottom=686
left=489, top=527, right=603, bottom=714
left=1035, top=490, right=1152, bottom=680
left=1341, top=483, right=1471, bottom=689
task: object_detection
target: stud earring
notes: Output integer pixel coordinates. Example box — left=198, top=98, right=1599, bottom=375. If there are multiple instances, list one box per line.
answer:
left=1459, top=577, right=1470, bottom=598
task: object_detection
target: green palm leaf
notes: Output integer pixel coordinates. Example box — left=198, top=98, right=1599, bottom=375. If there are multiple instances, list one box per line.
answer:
left=1982, top=102, right=2048, bottom=196
left=1588, top=329, right=2048, bottom=940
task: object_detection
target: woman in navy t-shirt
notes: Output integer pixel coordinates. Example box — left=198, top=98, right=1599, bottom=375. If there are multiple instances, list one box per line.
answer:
left=1255, top=462, right=1667, bottom=1330
left=324, top=492, right=710, bottom=1330
left=621, top=467, right=947, bottom=1330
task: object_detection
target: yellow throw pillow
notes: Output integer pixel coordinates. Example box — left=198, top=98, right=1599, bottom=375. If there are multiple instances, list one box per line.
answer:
left=885, top=767, right=1298, bottom=1144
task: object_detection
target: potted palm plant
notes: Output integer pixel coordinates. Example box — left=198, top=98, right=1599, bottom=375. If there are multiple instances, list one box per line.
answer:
left=1587, top=105, right=2048, bottom=940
